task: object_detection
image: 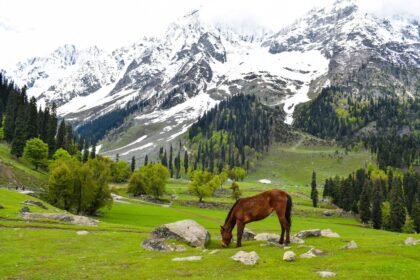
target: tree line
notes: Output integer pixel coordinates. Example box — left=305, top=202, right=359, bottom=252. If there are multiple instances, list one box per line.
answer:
left=322, top=166, right=420, bottom=233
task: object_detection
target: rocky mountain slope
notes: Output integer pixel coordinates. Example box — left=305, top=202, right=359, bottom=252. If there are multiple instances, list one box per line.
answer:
left=4, top=0, right=419, bottom=161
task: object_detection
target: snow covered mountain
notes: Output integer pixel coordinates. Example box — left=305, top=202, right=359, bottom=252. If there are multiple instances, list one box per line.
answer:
left=5, top=0, right=420, bottom=161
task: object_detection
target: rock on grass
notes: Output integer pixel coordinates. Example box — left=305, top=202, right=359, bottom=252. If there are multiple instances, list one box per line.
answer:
left=231, top=251, right=259, bottom=265
left=283, top=250, right=296, bottom=261
left=317, top=271, right=336, bottom=278
left=341, top=240, right=358, bottom=249
left=172, top=256, right=202, bottom=261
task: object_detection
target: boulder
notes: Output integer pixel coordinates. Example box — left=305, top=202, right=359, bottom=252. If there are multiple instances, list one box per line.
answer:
left=295, top=229, right=321, bottom=238
left=317, top=271, right=336, bottom=278
left=283, top=250, right=296, bottom=262
left=23, top=200, right=48, bottom=209
left=341, top=240, right=358, bottom=249
left=76, top=231, right=90, bottom=235
left=242, top=228, right=256, bottom=241
left=255, top=233, right=280, bottom=242
left=404, top=237, right=420, bottom=245
left=142, top=238, right=187, bottom=252
left=21, top=212, right=98, bottom=226
left=231, top=251, right=259, bottom=265
left=20, top=206, right=30, bottom=213
left=321, top=229, right=340, bottom=238
left=172, top=256, right=202, bottom=261
left=151, top=219, right=210, bottom=247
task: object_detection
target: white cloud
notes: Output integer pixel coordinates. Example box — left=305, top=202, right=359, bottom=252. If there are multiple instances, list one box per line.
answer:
left=0, top=0, right=418, bottom=68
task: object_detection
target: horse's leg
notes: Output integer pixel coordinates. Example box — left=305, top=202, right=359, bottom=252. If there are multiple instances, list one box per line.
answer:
left=280, top=224, right=285, bottom=244
left=275, top=208, right=290, bottom=245
left=236, top=221, right=244, bottom=247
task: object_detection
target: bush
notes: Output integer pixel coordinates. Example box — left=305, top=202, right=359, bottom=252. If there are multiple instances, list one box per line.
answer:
left=231, top=181, right=241, bottom=201
left=53, top=148, right=71, bottom=161
left=128, top=164, right=169, bottom=198
left=229, top=167, right=246, bottom=181
left=46, top=157, right=112, bottom=215
left=189, top=171, right=220, bottom=202
left=23, top=138, right=48, bottom=170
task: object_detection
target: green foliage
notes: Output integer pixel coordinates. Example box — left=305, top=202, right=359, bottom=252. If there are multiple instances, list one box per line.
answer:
left=52, top=148, right=71, bottom=161
left=188, top=170, right=219, bottom=202
left=230, top=181, right=241, bottom=201
left=381, top=201, right=392, bottom=230
left=46, top=158, right=112, bottom=215
left=128, top=164, right=169, bottom=198
left=22, top=138, right=48, bottom=170
left=229, top=167, right=246, bottom=181
left=411, top=200, right=420, bottom=233
left=111, top=161, right=131, bottom=183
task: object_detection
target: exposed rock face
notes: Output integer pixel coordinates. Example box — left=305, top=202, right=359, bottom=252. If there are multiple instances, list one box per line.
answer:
left=317, top=271, right=336, bottom=278
left=342, top=240, right=358, bottom=249
left=231, top=251, right=260, bottom=265
left=242, top=228, right=256, bottom=241
left=321, top=229, right=340, bottom=238
left=283, top=251, right=296, bottom=262
left=21, top=212, right=98, bottom=226
left=404, top=237, right=420, bottom=246
left=172, top=256, right=202, bottom=261
left=150, top=219, right=211, bottom=247
left=23, top=200, right=48, bottom=209
left=141, top=238, right=187, bottom=252
left=295, top=229, right=321, bottom=238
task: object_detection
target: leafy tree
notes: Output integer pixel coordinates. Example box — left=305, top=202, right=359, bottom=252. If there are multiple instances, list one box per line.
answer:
left=23, top=138, right=48, bottom=170
left=53, top=148, right=71, bottom=161
left=128, top=164, right=169, bottom=198
left=311, top=171, right=318, bottom=207
left=229, top=167, right=246, bottom=181
left=390, top=176, right=406, bottom=232
left=231, top=181, right=241, bottom=201
left=189, top=170, right=219, bottom=202
left=219, top=171, right=228, bottom=188
left=110, top=161, right=131, bottom=183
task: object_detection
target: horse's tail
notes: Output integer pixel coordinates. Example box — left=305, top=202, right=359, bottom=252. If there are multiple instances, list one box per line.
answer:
left=286, top=194, right=292, bottom=225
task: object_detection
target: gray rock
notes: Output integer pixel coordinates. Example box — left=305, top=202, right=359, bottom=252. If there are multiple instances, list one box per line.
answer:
left=295, top=229, right=321, bottom=238
left=21, top=212, right=98, bottom=226
left=20, top=206, right=30, bottom=213
left=321, top=229, right=340, bottom=238
left=23, top=200, right=48, bottom=209
left=141, top=238, right=187, bottom=252
left=172, top=256, right=202, bottom=262
left=341, top=240, right=358, bottom=249
left=317, top=271, right=336, bottom=278
left=76, top=230, right=90, bottom=235
left=231, top=251, right=259, bottom=265
left=311, top=248, right=326, bottom=256
left=283, top=250, right=296, bottom=261
left=209, top=249, right=220, bottom=255
left=242, top=228, right=256, bottom=241
left=404, top=237, right=420, bottom=245
left=323, top=210, right=334, bottom=216
left=300, top=249, right=317, bottom=258
left=254, top=233, right=280, bottom=242
left=291, top=236, right=305, bottom=244
left=151, top=219, right=210, bottom=247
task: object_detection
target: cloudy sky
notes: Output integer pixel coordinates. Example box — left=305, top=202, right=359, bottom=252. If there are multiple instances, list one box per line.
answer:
left=0, top=0, right=419, bottom=68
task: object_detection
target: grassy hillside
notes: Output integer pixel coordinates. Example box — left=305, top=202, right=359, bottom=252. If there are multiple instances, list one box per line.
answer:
left=0, top=142, right=47, bottom=190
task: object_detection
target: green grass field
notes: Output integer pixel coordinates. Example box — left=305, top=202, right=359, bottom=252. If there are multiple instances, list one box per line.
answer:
left=1, top=143, right=419, bottom=279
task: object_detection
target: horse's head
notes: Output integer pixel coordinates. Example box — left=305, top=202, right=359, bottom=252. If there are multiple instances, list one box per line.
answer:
left=220, top=226, right=232, bottom=247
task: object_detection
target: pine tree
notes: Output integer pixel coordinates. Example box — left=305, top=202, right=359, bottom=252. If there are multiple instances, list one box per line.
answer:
left=184, top=151, right=189, bottom=174
left=311, top=171, right=318, bottom=207
left=131, top=156, right=136, bottom=172
left=359, top=181, right=371, bottom=224
left=169, top=145, right=173, bottom=178
left=11, top=105, right=27, bottom=157
left=411, top=199, right=420, bottom=233
left=90, top=143, right=96, bottom=159
left=56, top=120, right=66, bottom=150
left=371, top=180, right=383, bottom=229
left=46, top=104, right=57, bottom=157
left=389, top=176, right=406, bottom=232
left=116, top=153, right=119, bottom=162
left=3, top=89, right=18, bottom=143
left=144, top=155, right=148, bottom=166
left=26, top=97, right=38, bottom=140
left=83, top=142, right=89, bottom=162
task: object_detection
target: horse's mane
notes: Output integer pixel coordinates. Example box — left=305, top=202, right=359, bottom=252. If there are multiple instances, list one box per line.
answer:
left=224, top=199, right=241, bottom=224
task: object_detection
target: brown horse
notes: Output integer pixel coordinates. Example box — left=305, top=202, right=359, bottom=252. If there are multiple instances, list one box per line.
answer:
left=220, top=189, right=292, bottom=247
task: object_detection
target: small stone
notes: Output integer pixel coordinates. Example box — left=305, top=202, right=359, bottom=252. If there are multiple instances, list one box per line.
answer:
left=20, top=206, right=30, bottom=213
left=290, top=236, right=305, bottom=244
left=255, top=233, right=280, bottom=242
left=231, top=251, right=259, bottom=265
left=23, top=200, right=48, bottom=209
left=404, top=237, right=420, bottom=246
left=242, top=228, right=256, bottom=241
left=172, top=256, right=202, bottom=261
left=283, top=250, right=296, bottom=261
left=311, top=248, right=326, bottom=256
left=76, top=231, right=89, bottom=235
left=209, top=249, right=220, bottom=255
left=284, top=246, right=291, bottom=250
left=323, top=210, right=334, bottom=217
left=321, top=229, right=340, bottom=238
left=295, top=229, right=321, bottom=239
left=342, top=240, right=358, bottom=249
left=174, top=245, right=187, bottom=252
left=300, top=249, right=317, bottom=258
left=317, top=271, right=336, bottom=278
